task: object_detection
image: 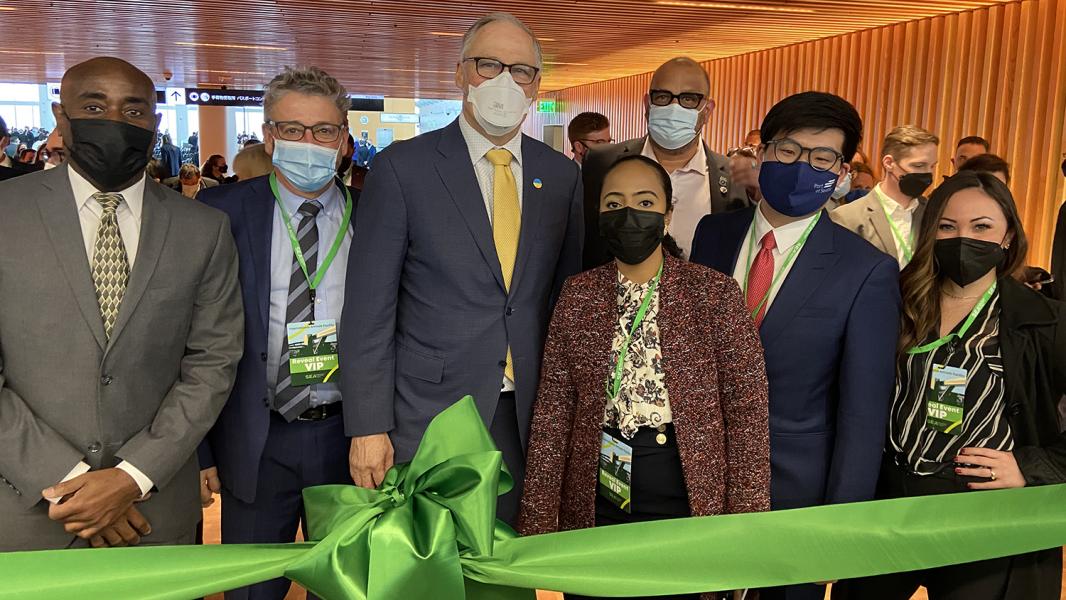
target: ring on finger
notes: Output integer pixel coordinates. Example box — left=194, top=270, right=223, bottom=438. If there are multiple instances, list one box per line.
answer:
left=989, top=469, right=997, bottom=481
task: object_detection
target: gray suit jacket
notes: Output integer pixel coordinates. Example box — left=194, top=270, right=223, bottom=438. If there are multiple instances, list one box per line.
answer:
left=580, top=136, right=749, bottom=269
left=0, top=165, right=243, bottom=550
left=339, top=119, right=583, bottom=461
left=830, top=188, right=927, bottom=265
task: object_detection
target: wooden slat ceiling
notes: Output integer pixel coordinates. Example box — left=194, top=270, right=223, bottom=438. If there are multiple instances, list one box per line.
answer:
left=0, top=0, right=1017, bottom=98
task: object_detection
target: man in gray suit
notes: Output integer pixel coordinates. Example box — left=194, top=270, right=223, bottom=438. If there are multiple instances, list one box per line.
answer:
left=0, top=57, right=243, bottom=550
left=340, top=12, right=583, bottom=525
left=581, top=57, right=749, bottom=269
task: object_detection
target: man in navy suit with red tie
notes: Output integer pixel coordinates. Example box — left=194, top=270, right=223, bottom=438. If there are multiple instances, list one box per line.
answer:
left=691, top=92, right=900, bottom=600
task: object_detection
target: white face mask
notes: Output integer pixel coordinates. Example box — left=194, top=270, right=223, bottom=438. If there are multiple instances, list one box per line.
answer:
left=831, top=171, right=852, bottom=200
left=647, top=103, right=700, bottom=150
left=467, top=71, right=532, bottom=137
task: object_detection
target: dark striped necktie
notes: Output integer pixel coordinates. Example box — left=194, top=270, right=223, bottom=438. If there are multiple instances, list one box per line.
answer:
left=274, top=199, right=323, bottom=421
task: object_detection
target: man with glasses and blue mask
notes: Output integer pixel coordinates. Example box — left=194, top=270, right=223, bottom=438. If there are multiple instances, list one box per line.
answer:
left=196, top=66, right=360, bottom=600
left=691, top=92, right=900, bottom=600
left=339, top=12, right=583, bottom=527
left=581, top=57, right=749, bottom=269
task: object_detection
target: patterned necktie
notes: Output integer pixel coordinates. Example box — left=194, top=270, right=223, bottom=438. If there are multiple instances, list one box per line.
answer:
left=746, top=230, right=777, bottom=327
left=91, top=192, right=130, bottom=339
left=486, top=148, right=520, bottom=382
left=274, top=199, right=322, bottom=421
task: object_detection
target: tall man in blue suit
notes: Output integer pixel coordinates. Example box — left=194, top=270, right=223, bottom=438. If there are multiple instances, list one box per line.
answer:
left=197, top=66, right=358, bottom=600
left=340, top=12, right=583, bottom=525
left=691, top=92, right=900, bottom=600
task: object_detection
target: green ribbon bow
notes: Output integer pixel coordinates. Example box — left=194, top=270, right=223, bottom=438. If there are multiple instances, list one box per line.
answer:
left=3, top=396, right=1066, bottom=600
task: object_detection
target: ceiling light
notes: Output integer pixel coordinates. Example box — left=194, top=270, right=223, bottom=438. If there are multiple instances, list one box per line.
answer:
left=0, top=7, right=17, bottom=10
left=176, top=41, right=287, bottom=51
left=654, top=0, right=815, bottom=13
left=0, top=49, right=61, bottom=55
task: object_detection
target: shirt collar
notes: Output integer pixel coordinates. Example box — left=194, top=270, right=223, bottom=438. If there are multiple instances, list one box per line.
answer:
left=68, top=164, right=146, bottom=223
left=640, top=137, right=708, bottom=175
left=458, top=113, right=524, bottom=167
left=274, top=175, right=345, bottom=220
left=753, top=201, right=821, bottom=252
left=873, top=183, right=919, bottom=215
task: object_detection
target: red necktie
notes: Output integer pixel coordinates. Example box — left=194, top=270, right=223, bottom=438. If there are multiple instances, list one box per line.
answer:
left=746, top=231, right=777, bottom=327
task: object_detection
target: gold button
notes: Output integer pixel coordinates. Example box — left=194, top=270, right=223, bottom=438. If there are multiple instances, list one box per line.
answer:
left=657, top=424, right=666, bottom=432
left=656, top=433, right=667, bottom=445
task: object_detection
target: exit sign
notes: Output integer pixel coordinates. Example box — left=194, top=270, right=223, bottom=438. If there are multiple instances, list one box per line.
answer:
left=537, top=99, right=559, bottom=113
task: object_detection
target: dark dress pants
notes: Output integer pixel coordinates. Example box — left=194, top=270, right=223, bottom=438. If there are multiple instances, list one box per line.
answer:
left=492, top=391, right=526, bottom=527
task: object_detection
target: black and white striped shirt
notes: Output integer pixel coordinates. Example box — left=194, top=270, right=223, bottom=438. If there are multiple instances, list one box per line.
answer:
left=890, top=291, right=1013, bottom=475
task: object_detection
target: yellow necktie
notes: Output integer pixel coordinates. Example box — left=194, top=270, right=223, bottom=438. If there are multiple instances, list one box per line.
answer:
left=486, top=148, right=520, bottom=382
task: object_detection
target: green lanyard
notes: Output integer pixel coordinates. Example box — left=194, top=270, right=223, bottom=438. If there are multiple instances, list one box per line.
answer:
left=269, top=173, right=353, bottom=300
left=606, top=263, right=663, bottom=401
left=873, top=186, right=915, bottom=263
left=906, top=281, right=997, bottom=355
left=741, top=211, right=822, bottom=321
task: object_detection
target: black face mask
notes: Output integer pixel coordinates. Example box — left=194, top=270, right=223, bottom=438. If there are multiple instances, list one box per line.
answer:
left=337, top=155, right=353, bottom=176
left=68, top=118, right=154, bottom=191
left=935, top=237, right=1006, bottom=287
left=599, top=207, right=665, bottom=265
left=898, top=171, right=933, bottom=198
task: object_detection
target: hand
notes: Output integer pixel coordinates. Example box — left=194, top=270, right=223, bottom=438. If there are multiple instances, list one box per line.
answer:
left=88, top=505, right=152, bottom=547
left=955, top=447, right=1026, bottom=489
left=43, top=468, right=142, bottom=539
left=200, top=467, right=221, bottom=508
left=349, top=433, right=394, bottom=489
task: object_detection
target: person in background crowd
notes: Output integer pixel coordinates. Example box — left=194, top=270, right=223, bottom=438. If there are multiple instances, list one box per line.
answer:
left=145, top=158, right=166, bottom=183
left=158, top=134, right=181, bottom=179
left=182, top=134, right=200, bottom=166
left=519, top=155, right=770, bottom=600
left=958, top=153, right=1010, bottom=185
left=951, top=135, right=991, bottom=172
left=582, top=57, right=748, bottom=267
left=354, top=130, right=376, bottom=167
left=340, top=11, right=583, bottom=527
left=727, top=145, right=761, bottom=204
left=198, top=66, right=360, bottom=600
left=232, top=142, right=274, bottom=181
left=850, top=161, right=875, bottom=192
left=42, top=127, right=65, bottom=169
left=744, top=128, right=762, bottom=149
left=337, top=133, right=357, bottom=185
left=0, top=116, right=38, bottom=181
left=203, top=154, right=237, bottom=184
left=567, top=111, right=612, bottom=166
left=0, top=56, right=242, bottom=553
left=832, top=125, right=939, bottom=268
left=243, top=136, right=262, bottom=148
left=691, top=92, right=900, bottom=600
left=17, top=147, right=37, bottom=164
left=833, top=172, right=1066, bottom=600
left=165, top=163, right=217, bottom=199
left=348, top=164, right=369, bottom=191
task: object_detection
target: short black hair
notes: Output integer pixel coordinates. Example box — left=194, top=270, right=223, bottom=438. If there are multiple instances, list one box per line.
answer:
left=956, top=135, right=990, bottom=151
left=957, top=153, right=1011, bottom=184
left=567, top=112, right=610, bottom=143
left=760, top=92, right=862, bottom=164
left=0, top=115, right=7, bottom=139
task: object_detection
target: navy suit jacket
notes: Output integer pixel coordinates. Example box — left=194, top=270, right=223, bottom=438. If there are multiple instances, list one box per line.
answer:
left=691, top=206, right=900, bottom=509
left=196, top=175, right=359, bottom=502
left=339, top=118, right=583, bottom=462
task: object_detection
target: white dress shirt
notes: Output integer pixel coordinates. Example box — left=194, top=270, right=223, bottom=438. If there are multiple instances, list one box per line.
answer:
left=641, top=138, right=711, bottom=259
left=50, top=167, right=153, bottom=501
left=871, top=183, right=918, bottom=267
left=458, top=114, right=523, bottom=392
left=731, top=202, right=821, bottom=314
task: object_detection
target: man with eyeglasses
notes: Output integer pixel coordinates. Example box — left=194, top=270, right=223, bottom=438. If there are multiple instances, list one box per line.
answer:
left=831, top=125, right=939, bottom=268
left=567, top=111, right=612, bottom=166
left=340, top=12, right=583, bottom=527
left=196, top=65, right=360, bottom=600
left=691, top=92, right=900, bottom=600
left=580, top=57, right=749, bottom=269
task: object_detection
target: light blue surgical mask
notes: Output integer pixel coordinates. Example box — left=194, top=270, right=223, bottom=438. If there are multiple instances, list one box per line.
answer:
left=647, top=103, right=700, bottom=150
left=272, top=138, right=340, bottom=193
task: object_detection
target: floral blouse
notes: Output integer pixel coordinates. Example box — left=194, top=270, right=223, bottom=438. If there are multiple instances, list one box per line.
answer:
left=603, top=271, right=673, bottom=439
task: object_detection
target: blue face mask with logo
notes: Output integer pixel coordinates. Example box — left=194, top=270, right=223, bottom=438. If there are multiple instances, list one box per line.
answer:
left=758, top=160, right=840, bottom=217
left=272, top=138, right=340, bottom=193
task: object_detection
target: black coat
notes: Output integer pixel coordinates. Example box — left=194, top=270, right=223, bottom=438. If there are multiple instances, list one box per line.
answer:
left=1051, top=202, right=1065, bottom=300
left=996, top=276, right=1066, bottom=599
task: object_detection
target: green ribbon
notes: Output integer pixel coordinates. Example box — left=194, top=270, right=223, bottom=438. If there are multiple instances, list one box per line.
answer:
left=3, top=396, right=1066, bottom=600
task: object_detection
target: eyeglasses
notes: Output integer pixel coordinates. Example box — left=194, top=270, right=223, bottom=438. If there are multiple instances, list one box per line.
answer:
left=578, top=137, right=614, bottom=146
left=649, top=89, right=706, bottom=110
left=463, top=57, right=540, bottom=85
left=765, top=139, right=844, bottom=172
left=267, top=120, right=345, bottom=143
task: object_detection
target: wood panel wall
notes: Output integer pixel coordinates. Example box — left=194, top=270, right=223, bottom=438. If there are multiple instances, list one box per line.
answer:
left=526, top=0, right=1066, bottom=267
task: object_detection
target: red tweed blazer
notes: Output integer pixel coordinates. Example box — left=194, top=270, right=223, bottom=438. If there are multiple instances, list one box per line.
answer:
left=517, top=254, right=771, bottom=536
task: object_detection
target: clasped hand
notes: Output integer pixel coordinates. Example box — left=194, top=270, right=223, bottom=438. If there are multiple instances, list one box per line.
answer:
left=42, top=468, right=149, bottom=544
